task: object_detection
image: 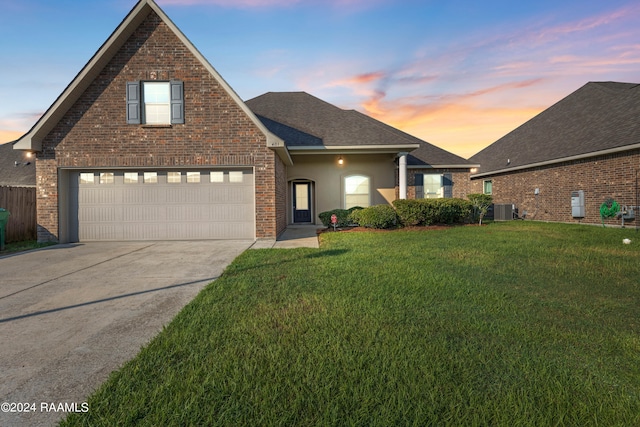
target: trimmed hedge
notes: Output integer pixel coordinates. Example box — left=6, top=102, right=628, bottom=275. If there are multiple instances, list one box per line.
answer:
left=393, top=198, right=473, bottom=226
left=318, top=206, right=364, bottom=227
left=349, top=205, right=399, bottom=229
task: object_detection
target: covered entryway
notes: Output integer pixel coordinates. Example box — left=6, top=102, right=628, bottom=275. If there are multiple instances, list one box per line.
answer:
left=292, top=180, right=313, bottom=223
left=67, top=169, right=255, bottom=241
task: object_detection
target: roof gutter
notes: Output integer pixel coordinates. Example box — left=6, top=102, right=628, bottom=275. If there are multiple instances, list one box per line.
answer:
left=408, top=164, right=479, bottom=169
left=289, top=144, right=420, bottom=155
left=470, top=142, right=640, bottom=179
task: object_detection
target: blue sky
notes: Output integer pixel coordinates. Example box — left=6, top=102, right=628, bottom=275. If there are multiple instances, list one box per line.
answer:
left=1, top=0, right=638, bottom=157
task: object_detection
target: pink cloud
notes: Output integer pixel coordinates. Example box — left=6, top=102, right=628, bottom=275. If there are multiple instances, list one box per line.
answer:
left=157, top=0, right=384, bottom=9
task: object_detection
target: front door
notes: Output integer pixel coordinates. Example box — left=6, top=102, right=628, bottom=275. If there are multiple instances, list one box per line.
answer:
left=293, top=182, right=312, bottom=223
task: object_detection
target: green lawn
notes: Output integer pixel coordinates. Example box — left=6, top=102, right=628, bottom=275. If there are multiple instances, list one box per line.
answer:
left=0, top=240, right=54, bottom=255
left=61, top=222, right=640, bottom=426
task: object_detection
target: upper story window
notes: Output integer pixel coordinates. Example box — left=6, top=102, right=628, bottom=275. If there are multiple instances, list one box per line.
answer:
left=126, top=80, right=184, bottom=125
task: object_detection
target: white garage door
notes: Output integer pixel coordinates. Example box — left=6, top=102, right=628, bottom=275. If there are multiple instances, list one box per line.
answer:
left=69, top=169, right=255, bottom=241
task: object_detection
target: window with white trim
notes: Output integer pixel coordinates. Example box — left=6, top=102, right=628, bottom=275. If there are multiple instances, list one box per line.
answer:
left=484, top=180, right=493, bottom=195
left=126, top=80, right=184, bottom=125
left=423, top=174, right=444, bottom=199
left=143, top=82, right=170, bottom=124
left=345, top=175, right=370, bottom=209
left=415, top=173, right=453, bottom=199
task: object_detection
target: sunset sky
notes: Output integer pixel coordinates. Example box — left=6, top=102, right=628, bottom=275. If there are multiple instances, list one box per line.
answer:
left=1, top=0, right=638, bottom=158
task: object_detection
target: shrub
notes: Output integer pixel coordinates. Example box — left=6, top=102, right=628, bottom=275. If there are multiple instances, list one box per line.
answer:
left=350, top=205, right=399, bottom=229
left=318, top=209, right=352, bottom=227
left=392, top=198, right=472, bottom=226
left=392, top=199, right=422, bottom=226
left=468, top=193, right=493, bottom=225
left=437, top=198, right=473, bottom=224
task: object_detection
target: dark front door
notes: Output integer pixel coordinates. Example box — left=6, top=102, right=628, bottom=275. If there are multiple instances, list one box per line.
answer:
left=293, top=182, right=312, bottom=223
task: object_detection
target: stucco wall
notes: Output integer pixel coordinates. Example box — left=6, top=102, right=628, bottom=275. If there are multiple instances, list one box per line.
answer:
left=287, top=153, right=397, bottom=223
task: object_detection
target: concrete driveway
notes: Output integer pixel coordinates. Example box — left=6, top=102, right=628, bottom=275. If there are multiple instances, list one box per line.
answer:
left=0, top=240, right=251, bottom=427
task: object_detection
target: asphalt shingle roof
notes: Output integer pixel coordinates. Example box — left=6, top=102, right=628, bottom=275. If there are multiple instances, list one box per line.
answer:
left=0, top=142, right=36, bottom=187
left=246, top=91, right=470, bottom=166
left=469, top=81, right=640, bottom=174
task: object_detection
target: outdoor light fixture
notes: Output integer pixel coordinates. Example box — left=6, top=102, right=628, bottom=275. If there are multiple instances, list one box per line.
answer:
left=338, top=156, right=344, bottom=165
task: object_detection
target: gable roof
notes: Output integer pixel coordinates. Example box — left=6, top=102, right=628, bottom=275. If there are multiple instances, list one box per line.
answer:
left=246, top=92, right=421, bottom=153
left=13, top=0, right=288, bottom=163
left=407, top=141, right=475, bottom=168
left=246, top=91, right=471, bottom=167
left=0, top=142, right=36, bottom=187
left=470, top=81, right=640, bottom=177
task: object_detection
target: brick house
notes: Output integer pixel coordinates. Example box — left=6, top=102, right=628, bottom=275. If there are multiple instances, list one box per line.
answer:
left=469, top=82, right=640, bottom=226
left=246, top=92, right=475, bottom=224
left=13, top=0, right=473, bottom=243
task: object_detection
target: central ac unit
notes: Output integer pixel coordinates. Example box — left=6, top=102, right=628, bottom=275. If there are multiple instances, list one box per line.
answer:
left=494, top=204, right=515, bottom=221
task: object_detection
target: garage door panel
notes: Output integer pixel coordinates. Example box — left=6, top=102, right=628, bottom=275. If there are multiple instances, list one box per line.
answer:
left=73, top=169, right=255, bottom=241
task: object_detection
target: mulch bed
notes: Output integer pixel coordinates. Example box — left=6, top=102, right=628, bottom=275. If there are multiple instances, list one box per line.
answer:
left=317, top=224, right=483, bottom=234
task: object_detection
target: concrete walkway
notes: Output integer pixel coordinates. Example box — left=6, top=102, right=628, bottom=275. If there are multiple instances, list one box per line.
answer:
left=0, top=240, right=251, bottom=427
left=251, top=225, right=325, bottom=249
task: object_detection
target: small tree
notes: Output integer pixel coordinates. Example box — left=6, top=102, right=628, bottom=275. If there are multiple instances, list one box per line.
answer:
left=468, top=194, right=492, bottom=225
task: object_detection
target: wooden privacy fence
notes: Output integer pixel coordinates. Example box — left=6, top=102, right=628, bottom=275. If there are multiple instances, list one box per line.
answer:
left=0, top=186, right=37, bottom=242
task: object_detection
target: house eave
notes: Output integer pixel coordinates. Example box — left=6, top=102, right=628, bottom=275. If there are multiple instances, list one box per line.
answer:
left=14, top=0, right=155, bottom=152
left=267, top=136, right=293, bottom=166
left=12, top=0, right=278, bottom=156
left=470, top=142, right=640, bottom=179
left=289, top=144, right=420, bottom=155
left=408, top=164, right=478, bottom=170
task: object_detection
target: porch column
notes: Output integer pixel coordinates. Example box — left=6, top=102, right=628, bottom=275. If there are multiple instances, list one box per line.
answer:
left=399, top=152, right=408, bottom=199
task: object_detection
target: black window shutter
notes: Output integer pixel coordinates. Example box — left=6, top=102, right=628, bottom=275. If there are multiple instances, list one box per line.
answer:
left=443, top=173, right=453, bottom=198
left=126, top=81, right=141, bottom=124
left=170, top=80, right=184, bottom=124
left=414, top=173, right=424, bottom=199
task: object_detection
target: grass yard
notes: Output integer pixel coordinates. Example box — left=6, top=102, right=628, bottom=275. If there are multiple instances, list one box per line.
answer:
left=0, top=240, right=54, bottom=255
left=61, top=222, right=640, bottom=426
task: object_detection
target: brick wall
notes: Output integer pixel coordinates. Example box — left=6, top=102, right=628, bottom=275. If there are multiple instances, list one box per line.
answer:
left=36, top=11, right=280, bottom=241
left=274, top=155, right=288, bottom=237
left=472, top=149, right=640, bottom=226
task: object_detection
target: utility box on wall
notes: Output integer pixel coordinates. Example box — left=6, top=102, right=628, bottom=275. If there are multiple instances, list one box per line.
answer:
left=571, top=190, right=585, bottom=218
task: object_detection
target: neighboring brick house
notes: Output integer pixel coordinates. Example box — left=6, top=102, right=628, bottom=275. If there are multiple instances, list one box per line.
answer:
left=469, top=82, right=640, bottom=226
left=13, top=0, right=474, bottom=243
left=0, top=142, right=35, bottom=188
